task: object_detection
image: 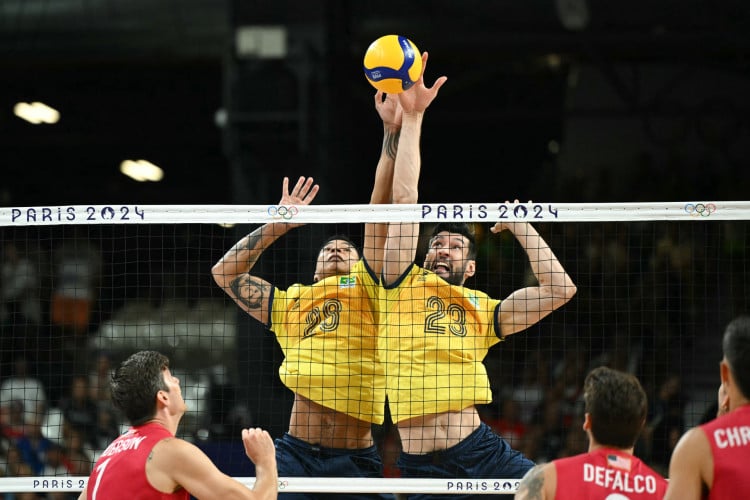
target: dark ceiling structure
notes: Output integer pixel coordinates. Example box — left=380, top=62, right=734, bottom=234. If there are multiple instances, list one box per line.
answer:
left=2, top=0, right=750, bottom=206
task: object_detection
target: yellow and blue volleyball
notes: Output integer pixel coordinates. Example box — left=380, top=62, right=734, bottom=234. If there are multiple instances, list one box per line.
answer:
left=363, top=35, right=422, bottom=94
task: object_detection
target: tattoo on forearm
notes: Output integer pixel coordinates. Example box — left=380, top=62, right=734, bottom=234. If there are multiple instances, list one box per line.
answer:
left=241, top=230, right=263, bottom=251
left=230, top=275, right=268, bottom=309
left=384, top=129, right=400, bottom=160
left=517, top=466, right=545, bottom=500
left=227, top=230, right=264, bottom=268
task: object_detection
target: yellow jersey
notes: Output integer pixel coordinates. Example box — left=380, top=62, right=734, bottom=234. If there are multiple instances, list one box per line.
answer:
left=270, top=259, right=385, bottom=424
left=382, top=263, right=503, bottom=422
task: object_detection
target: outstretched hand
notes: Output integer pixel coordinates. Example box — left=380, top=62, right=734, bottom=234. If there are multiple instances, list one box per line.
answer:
left=279, top=176, right=319, bottom=207
left=397, top=51, right=448, bottom=114
left=276, top=176, right=319, bottom=229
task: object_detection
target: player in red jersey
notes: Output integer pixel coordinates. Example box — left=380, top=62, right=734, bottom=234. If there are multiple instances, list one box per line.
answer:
left=665, top=315, right=750, bottom=500
left=514, top=366, right=668, bottom=499
left=78, top=350, right=278, bottom=500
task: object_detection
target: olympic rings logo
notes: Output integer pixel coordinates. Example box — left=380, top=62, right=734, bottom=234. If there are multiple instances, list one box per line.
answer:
left=684, top=203, right=717, bottom=217
left=267, top=205, right=299, bottom=220
left=277, top=480, right=289, bottom=490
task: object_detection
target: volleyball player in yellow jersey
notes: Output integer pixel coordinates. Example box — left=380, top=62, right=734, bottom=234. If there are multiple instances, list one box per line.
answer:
left=380, top=53, right=577, bottom=499
left=212, top=91, right=403, bottom=500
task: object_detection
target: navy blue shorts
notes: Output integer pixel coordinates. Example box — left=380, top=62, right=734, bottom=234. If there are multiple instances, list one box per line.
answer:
left=275, top=433, right=395, bottom=500
left=397, top=422, right=535, bottom=500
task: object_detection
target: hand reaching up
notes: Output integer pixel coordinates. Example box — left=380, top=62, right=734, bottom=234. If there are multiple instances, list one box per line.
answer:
left=276, top=176, right=319, bottom=229
left=397, top=51, right=448, bottom=115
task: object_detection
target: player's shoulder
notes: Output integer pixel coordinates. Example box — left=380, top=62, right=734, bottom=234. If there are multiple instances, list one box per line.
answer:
left=152, top=436, right=202, bottom=461
left=516, top=462, right=555, bottom=500
left=154, top=436, right=199, bottom=454
left=672, top=424, right=711, bottom=461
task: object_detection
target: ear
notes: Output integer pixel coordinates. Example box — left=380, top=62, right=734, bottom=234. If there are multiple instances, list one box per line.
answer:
left=582, top=412, right=592, bottom=431
left=156, top=390, right=169, bottom=408
left=465, top=259, right=476, bottom=278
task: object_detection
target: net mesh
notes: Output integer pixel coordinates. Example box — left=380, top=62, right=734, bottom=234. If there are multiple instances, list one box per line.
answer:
left=0, top=202, right=748, bottom=495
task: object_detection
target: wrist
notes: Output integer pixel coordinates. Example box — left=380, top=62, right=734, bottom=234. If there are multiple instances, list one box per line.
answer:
left=383, top=123, right=401, bottom=134
left=253, top=463, right=277, bottom=476
left=402, top=111, right=424, bottom=127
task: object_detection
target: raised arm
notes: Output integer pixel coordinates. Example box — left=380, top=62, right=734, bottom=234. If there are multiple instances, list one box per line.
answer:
left=363, top=91, right=402, bottom=275
left=382, top=52, right=447, bottom=285
left=492, top=221, right=577, bottom=337
left=160, top=428, right=278, bottom=500
left=211, top=176, right=319, bottom=325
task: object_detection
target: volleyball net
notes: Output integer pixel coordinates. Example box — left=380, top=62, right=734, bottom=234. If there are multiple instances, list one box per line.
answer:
left=0, top=201, right=747, bottom=495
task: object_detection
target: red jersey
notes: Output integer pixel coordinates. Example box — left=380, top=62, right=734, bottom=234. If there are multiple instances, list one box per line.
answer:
left=700, top=403, right=750, bottom=500
left=86, top=422, right=189, bottom=500
left=553, top=448, right=668, bottom=500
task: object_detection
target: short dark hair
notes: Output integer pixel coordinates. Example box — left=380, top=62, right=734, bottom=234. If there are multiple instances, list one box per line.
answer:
left=429, top=223, right=477, bottom=259
left=111, top=351, right=170, bottom=426
left=584, top=366, right=647, bottom=449
left=317, top=234, right=360, bottom=256
left=723, top=315, right=750, bottom=399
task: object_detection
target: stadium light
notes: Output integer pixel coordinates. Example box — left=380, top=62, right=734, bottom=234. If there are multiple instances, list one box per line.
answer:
left=119, top=159, right=164, bottom=182
left=13, top=101, right=60, bottom=124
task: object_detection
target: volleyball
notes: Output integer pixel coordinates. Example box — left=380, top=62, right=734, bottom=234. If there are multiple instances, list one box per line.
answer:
left=363, top=35, right=422, bottom=94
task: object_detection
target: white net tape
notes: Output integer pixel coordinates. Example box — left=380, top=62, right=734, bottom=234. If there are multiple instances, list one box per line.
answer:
left=0, top=476, right=521, bottom=495
left=0, top=200, right=742, bottom=226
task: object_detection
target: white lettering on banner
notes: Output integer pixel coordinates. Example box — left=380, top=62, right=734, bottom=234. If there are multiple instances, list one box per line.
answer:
left=583, top=463, right=657, bottom=493
left=100, top=436, right=148, bottom=457
left=714, top=426, right=750, bottom=448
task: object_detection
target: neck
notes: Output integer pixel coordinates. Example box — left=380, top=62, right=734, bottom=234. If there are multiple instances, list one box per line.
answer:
left=143, top=415, right=178, bottom=436
left=730, top=398, right=750, bottom=412
left=589, top=442, right=634, bottom=455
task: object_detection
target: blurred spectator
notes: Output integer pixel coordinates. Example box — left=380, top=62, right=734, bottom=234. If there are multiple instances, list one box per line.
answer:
left=87, top=351, right=114, bottom=407
left=50, top=235, right=101, bottom=336
left=84, top=350, right=122, bottom=452
left=643, top=226, right=696, bottom=343
left=0, top=400, right=27, bottom=440
left=2, top=443, right=37, bottom=500
left=14, top=420, right=54, bottom=475
left=41, top=443, right=73, bottom=500
left=0, top=242, right=44, bottom=385
left=93, top=405, right=121, bottom=452
left=642, top=372, right=686, bottom=474
left=483, top=398, right=528, bottom=450
left=58, top=375, right=98, bottom=450
left=1, top=241, right=42, bottom=328
left=43, top=443, right=71, bottom=476
left=61, top=428, right=93, bottom=476
left=508, top=352, right=550, bottom=426
left=0, top=357, right=47, bottom=427
left=551, top=351, right=587, bottom=429
left=523, top=393, right=567, bottom=463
